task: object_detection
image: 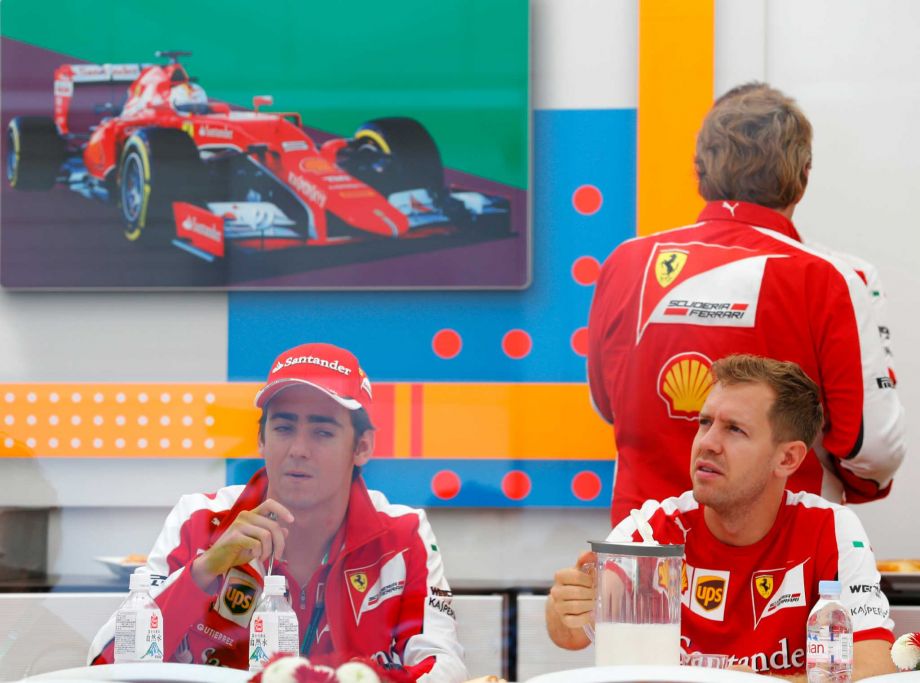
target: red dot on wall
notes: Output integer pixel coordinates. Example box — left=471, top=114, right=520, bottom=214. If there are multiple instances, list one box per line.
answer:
left=432, top=329, right=462, bottom=359
left=502, top=470, right=532, bottom=501
left=431, top=470, right=461, bottom=500
left=571, top=471, right=602, bottom=501
left=502, top=330, right=532, bottom=359
left=571, top=327, right=589, bottom=357
left=572, top=256, right=601, bottom=286
left=572, top=184, right=603, bottom=216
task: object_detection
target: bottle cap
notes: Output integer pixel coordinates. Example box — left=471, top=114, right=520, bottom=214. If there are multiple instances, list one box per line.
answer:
left=264, top=574, right=287, bottom=593
left=819, top=579, right=842, bottom=596
left=129, top=568, right=152, bottom=591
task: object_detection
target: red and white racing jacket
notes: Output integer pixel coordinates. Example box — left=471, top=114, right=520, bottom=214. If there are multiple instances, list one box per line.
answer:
left=588, top=201, right=906, bottom=524
left=88, top=469, right=467, bottom=682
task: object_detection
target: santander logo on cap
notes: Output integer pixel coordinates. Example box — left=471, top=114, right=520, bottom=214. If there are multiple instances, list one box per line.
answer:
left=271, top=353, right=353, bottom=377
left=256, top=342, right=372, bottom=411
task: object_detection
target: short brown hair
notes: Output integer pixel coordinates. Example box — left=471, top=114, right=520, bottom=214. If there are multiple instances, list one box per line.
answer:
left=711, top=354, right=823, bottom=447
left=695, top=82, right=812, bottom=209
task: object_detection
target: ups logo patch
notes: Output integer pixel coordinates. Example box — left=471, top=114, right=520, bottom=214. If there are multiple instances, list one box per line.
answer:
left=695, top=576, right=726, bottom=611
left=224, top=582, right=256, bottom=615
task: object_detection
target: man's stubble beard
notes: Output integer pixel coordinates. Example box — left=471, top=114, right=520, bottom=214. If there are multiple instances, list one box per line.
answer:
left=694, top=468, right=771, bottom=517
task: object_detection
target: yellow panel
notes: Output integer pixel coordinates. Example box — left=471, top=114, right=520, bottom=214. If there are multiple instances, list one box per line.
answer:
left=638, top=0, right=714, bottom=235
left=422, top=384, right=615, bottom=460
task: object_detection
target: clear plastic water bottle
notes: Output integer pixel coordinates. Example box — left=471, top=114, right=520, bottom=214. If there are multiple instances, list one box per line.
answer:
left=806, top=580, right=853, bottom=682
left=248, top=574, right=299, bottom=672
left=114, top=568, right=164, bottom=663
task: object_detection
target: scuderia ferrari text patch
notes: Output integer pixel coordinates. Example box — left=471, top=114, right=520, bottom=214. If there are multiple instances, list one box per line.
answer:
left=345, top=551, right=407, bottom=624
left=636, top=241, right=788, bottom=343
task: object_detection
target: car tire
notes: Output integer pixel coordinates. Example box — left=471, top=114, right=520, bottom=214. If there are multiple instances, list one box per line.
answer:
left=119, top=127, right=204, bottom=242
left=352, top=117, right=445, bottom=197
left=6, top=116, right=66, bottom=191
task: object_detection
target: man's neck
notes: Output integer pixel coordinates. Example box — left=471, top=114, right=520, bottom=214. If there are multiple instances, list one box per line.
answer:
left=703, top=489, right=784, bottom=547
left=775, top=203, right=796, bottom=221
left=274, top=495, right=350, bottom=585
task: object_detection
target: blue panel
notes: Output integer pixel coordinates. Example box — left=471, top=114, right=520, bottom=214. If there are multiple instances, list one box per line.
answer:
left=227, top=109, right=636, bottom=383
left=226, top=458, right=616, bottom=509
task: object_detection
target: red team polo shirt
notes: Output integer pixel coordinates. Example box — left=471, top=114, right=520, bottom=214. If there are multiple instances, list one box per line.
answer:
left=608, top=491, right=894, bottom=676
left=588, top=201, right=905, bottom=524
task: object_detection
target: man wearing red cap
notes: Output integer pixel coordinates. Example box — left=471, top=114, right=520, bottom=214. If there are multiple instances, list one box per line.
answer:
left=89, top=343, right=468, bottom=682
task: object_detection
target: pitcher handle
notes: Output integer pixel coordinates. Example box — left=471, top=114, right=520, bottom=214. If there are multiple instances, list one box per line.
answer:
left=580, top=560, right=596, bottom=643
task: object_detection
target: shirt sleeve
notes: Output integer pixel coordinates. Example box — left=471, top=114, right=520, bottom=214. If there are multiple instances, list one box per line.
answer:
left=399, top=509, right=468, bottom=683
left=587, top=255, right=616, bottom=425
left=808, top=254, right=906, bottom=502
left=87, top=496, right=220, bottom=665
left=605, top=495, right=693, bottom=545
left=832, top=506, right=894, bottom=642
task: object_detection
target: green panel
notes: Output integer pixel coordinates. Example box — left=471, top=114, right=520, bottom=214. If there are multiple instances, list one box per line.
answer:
left=1, top=0, right=528, bottom=187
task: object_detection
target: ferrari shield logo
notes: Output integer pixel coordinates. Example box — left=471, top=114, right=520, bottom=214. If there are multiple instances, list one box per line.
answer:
left=755, top=574, right=774, bottom=599
left=656, top=251, right=688, bottom=287
left=349, top=572, right=369, bottom=593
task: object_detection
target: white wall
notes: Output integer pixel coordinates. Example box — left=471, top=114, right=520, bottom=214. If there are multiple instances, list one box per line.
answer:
left=716, top=0, right=920, bottom=558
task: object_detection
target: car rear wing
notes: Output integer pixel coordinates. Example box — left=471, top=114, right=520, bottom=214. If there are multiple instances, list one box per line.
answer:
left=53, top=63, right=149, bottom=135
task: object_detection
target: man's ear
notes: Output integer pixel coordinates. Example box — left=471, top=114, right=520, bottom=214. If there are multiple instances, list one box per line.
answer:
left=776, top=440, right=807, bottom=478
left=353, top=430, right=375, bottom=468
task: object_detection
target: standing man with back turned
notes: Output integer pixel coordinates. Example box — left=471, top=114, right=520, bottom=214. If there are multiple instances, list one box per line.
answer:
left=587, top=83, right=905, bottom=524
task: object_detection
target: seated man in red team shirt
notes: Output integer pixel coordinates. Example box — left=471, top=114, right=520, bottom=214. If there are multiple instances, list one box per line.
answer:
left=89, top=342, right=467, bottom=682
left=547, top=355, right=897, bottom=680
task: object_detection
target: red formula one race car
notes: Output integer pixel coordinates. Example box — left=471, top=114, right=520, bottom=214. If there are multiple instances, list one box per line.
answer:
left=6, top=51, right=510, bottom=261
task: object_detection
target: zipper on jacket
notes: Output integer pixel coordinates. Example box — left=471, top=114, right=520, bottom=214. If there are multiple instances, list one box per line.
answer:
left=300, top=586, right=306, bottom=610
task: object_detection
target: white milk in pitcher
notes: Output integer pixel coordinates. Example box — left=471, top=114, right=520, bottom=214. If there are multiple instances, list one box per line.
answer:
left=594, top=622, right=681, bottom=666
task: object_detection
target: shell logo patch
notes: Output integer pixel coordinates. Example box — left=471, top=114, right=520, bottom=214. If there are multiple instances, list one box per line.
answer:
left=657, top=352, right=714, bottom=420
left=656, top=251, right=688, bottom=287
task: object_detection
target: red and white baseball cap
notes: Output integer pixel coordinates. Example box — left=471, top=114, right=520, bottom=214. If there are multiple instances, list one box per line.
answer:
left=254, top=343, right=373, bottom=412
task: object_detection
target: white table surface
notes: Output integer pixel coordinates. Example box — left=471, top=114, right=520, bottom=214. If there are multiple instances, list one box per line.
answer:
left=22, top=663, right=250, bottom=683
left=525, top=665, right=772, bottom=683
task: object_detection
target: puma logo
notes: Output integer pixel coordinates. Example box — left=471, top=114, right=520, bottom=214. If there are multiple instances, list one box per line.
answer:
left=722, top=201, right=739, bottom=217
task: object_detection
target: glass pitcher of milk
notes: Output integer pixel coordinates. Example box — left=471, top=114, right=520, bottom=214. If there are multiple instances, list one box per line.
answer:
left=583, top=540, right=684, bottom=667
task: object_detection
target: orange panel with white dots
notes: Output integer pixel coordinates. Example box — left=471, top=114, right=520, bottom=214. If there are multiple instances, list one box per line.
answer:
left=0, top=384, right=258, bottom=458
left=0, top=382, right=612, bottom=460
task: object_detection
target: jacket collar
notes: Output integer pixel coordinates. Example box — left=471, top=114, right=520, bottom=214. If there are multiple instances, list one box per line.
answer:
left=214, top=467, right=386, bottom=554
left=697, top=200, right=802, bottom=242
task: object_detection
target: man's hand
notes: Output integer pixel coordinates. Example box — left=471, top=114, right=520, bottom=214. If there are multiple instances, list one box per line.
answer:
left=545, top=551, right=595, bottom=650
left=190, top=499, right=294, bottom=590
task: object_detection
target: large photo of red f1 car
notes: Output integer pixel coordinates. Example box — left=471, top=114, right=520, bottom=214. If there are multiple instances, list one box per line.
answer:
left=7, top=51, right=512, bottom=266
